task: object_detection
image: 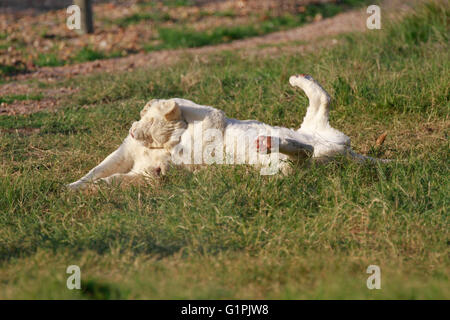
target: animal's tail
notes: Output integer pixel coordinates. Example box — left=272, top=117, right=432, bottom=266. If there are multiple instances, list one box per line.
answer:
left=347, top=150, right=392, bottom=163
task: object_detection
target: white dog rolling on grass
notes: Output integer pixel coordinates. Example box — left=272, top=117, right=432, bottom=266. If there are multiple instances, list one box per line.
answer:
left=68, top=74, right=390, bottom=190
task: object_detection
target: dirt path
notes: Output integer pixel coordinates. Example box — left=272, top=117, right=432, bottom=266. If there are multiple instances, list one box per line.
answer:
left=0, top=0, right=419, bottom=115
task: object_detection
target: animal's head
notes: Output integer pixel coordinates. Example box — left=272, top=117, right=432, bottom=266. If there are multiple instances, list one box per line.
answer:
left=130, top=99, right=187, bottom=149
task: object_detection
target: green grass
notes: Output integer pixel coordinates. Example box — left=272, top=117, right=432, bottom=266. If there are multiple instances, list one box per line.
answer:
left=0, top=63, right=27, bottom=78
left=34, top=52, right=66, bottom=67
left=0, top=93, right=43, bottom=104
left=137, top=0, right=194, bottom=8
left=163, top=0, right=194, bottom=7
left=112, top=11, right=172, bottom=27
left=153, top=25, right=263, bottom=49
left=212, top=10, right=237, bottom=18
left=145, top=0, right=373, bottom=51
left=72, top=47, right=107, bottom=63
left=33, top=47, right=124, bottom=68
left=0, top=2, right=448, bottom=299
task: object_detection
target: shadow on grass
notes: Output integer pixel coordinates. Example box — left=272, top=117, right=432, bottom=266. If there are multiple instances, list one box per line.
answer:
left=81, top=278, right=129, bottom=299
left=0, top=235, right=185, bottom=265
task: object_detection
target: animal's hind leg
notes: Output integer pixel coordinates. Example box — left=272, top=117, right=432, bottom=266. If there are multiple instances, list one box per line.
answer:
left=289, top=74, right=331, bottom=131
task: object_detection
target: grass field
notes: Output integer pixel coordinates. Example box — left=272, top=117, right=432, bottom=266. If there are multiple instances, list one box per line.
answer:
left=0, top=2, right=448, bottom=299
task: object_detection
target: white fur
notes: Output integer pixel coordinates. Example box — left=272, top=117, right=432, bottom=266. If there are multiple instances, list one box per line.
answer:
left=67, top=136, right=171, bottom=189
left=68, top=75, right=387, bottom=189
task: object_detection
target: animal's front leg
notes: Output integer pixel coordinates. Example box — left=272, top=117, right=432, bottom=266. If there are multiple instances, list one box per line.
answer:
left=67, top=144, right=134, bottom=189
left=96, top=172, right=140, bottom=185
left=97, top=165, right=164, bottom=186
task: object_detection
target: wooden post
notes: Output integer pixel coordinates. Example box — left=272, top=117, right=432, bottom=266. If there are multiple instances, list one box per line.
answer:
left=74, top=0, right=94, bottom=34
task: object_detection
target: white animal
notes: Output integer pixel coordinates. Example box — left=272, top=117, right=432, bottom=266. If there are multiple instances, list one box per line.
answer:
left=67, top=74, right=388, bottom=189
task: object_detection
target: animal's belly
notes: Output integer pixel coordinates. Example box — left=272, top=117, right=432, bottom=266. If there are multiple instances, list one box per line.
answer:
left=222, top=123, right=290, bottom=165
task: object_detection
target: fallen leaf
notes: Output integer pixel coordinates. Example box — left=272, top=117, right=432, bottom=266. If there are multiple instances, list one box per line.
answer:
left=375, top=132, right=388, bottom=146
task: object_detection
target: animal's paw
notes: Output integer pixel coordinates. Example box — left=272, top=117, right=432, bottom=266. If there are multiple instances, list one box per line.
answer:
left=289, top=74, right=314, bottom=87
left=256, top=136, right=273, bottom=154
left=66, top=181, right=85, bottom=190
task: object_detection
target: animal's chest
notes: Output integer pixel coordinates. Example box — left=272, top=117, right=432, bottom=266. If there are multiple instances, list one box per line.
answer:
left=129, top=144, right=159, bottom=171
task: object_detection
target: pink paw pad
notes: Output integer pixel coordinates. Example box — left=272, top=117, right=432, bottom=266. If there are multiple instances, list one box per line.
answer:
left=297, top=74, right=313, bottom=80
left=256, top=136, right=272, bottom=153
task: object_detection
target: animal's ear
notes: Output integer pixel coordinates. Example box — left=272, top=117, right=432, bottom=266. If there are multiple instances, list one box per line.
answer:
left=140, top=99, right=157, bottom=118
left=163, top=100, right=181, bottom=121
